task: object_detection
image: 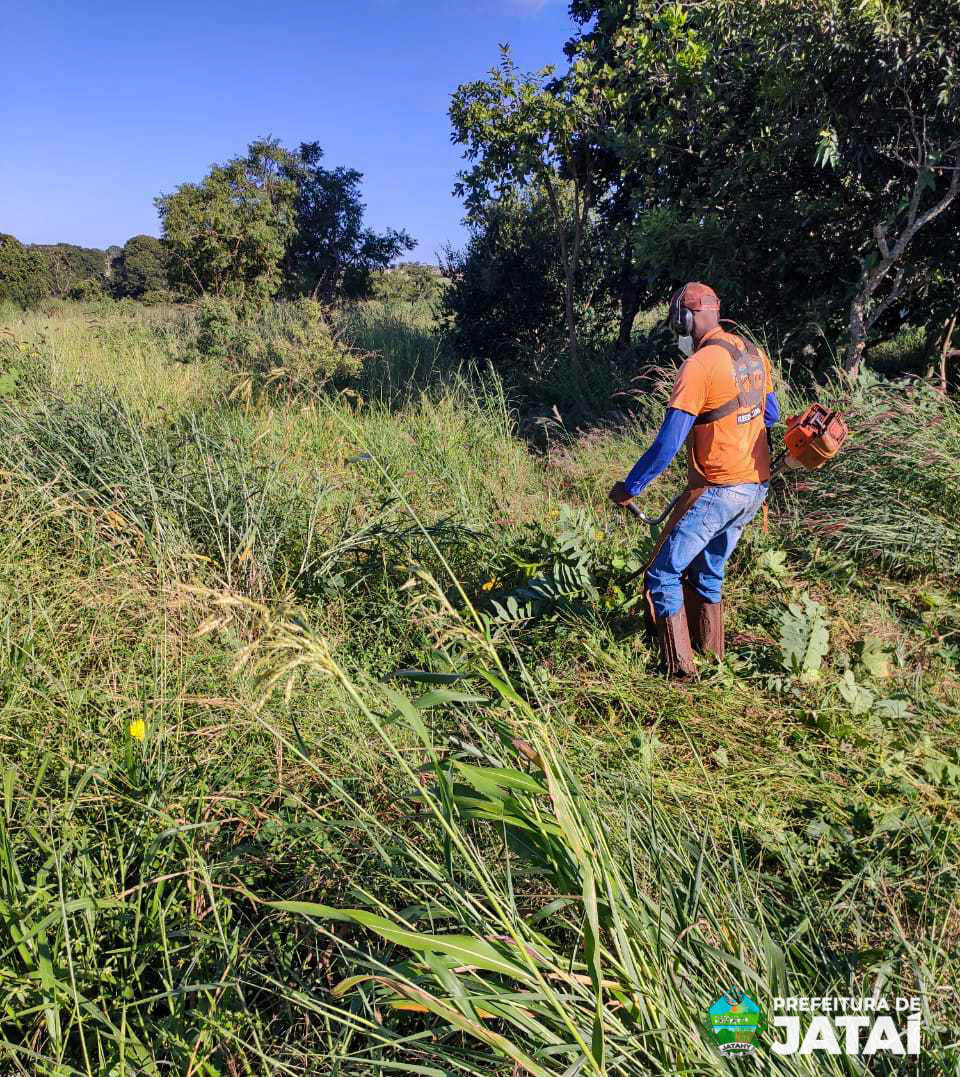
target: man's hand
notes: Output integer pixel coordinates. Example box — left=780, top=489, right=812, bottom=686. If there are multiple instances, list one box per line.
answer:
left=608, top=481, right=634, bottom=507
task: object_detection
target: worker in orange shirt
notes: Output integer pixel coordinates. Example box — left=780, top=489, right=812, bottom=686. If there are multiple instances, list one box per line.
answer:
left=609, top=282, right=781, bottom=677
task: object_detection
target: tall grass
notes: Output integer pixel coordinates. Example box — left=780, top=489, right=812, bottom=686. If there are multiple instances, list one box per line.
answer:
left=0, top=299, right=956, bottom=1073
left=779, top=372, right=960, bottom=578
left=340, top=298, right=453, bottom=405
left=203, top=593, right=956, bottom=1075
left=1, top=300, right=218, bottom=417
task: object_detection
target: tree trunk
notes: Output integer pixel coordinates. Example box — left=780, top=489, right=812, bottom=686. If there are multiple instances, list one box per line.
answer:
left=844, top=297, right=869, bottom=376
left=617, top=278, right=642, bottom=352
left=844, top=155, right=959, bottom=377
left=543, top=174, right=578, bottom=367
left=563, top=260, right=578, bottom=366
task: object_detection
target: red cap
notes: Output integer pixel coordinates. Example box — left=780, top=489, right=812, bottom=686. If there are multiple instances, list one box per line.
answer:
left=682, top=282, right=720, bottom=310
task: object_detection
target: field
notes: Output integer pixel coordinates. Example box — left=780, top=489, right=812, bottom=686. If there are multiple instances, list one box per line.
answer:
left=0, top=297, right=958, bottom=1075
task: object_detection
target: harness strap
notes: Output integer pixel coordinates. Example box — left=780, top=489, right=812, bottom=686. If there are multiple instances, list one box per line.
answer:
left=694, top=396, right=740, bottom=426
left=692, top=336, right=763, bottom=427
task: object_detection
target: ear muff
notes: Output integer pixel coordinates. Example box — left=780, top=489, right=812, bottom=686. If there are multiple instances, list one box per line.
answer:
left=669, top=285, right=694, bottom=337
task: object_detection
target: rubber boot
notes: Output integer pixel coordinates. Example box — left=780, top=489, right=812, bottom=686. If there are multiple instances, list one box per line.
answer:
left=683, top=582, right=725, bottom=660
left=698, top=599, right=725, bottom=661
left=656, top=609, right=697, bottom=678
left=682, top=580, right=703, bottom=649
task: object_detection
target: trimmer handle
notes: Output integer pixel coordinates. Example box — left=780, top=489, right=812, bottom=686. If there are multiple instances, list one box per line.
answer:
left=625, top=499, right=676, bottom=526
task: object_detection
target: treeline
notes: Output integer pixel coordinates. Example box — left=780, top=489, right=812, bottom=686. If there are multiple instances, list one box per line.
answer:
left=1, top=138, right=421, bottom=310
left=0, top=234, right=171, bottom=306
left=445, top=0, right=960, bottom=378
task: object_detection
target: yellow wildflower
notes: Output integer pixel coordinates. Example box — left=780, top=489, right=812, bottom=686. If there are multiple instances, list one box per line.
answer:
left=481, top=578, right=498, bottom=591
left=129, top=719, right=146, bottom=742
left=594, top=530, right=605, bottom=541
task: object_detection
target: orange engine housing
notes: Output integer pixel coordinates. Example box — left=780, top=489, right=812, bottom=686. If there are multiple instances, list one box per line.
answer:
left=784, top=403, right=848, bottom=470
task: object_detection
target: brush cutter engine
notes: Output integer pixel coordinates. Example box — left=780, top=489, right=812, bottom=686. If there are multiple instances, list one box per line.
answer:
left=779, top=403, right=848, bottom=471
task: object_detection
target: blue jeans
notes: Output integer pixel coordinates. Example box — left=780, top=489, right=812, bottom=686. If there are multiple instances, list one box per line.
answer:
left=646, top=482, right=768, bottom=618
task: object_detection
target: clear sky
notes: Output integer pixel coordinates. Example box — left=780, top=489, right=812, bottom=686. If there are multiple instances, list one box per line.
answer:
left=1, top=1, right=578, bottom=263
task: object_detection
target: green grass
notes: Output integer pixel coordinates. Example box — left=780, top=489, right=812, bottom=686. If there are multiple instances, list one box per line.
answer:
left=0, top=299, right=957, bottom=1074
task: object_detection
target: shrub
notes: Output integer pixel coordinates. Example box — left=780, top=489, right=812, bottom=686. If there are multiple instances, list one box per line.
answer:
left=370, top=263, right=448, bottom=306
left=194, top=298, right=363, bottom=398
left=67, top=277, right=107, bottom=302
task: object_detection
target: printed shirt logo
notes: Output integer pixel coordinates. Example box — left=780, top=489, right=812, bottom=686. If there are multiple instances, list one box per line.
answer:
left=734, top=353, right=765, bottom=420
left=707, top=989, right=767, bottom=1055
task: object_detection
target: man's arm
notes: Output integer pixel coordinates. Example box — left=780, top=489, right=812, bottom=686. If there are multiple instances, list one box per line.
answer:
left=765, top=391, right=781, bottom=427
left=609, top=408, right=695, bottom=505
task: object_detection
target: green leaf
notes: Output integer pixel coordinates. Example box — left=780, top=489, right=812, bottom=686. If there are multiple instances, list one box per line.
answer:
left=758, top=549, right=788, bottom=579
left=453, top=763, right=547, bottom=797
left=779, top=594, right=830, bottom=681
left=838, top=669, right=874, bottom=715
left=874, top=698, right=912, bottom=721
left=858, top=637, right=892, bottom=679
left=0, top=367, right=21, bottom=397
left=267, top=901, right=535, bottom=979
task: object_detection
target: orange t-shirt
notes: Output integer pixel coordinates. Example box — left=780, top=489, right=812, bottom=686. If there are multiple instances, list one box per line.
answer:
left=668, top=326, right=774, bottom=485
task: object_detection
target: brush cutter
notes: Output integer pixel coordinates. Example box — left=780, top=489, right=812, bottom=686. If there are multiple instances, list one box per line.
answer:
left=624, top=403, right=849, bottom=528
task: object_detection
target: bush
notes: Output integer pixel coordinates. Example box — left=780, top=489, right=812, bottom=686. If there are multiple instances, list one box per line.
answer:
left=67, top=277, right=107, bottom=302
left=370, top=263, right=447, bottom=306
left=192, top=297, right=362, bottom=397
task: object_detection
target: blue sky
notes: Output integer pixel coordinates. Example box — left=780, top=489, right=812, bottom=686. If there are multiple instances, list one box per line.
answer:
left=1, top=1, right=578, bottom=262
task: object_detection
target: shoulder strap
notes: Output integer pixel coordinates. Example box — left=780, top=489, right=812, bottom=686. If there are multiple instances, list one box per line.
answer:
left=694, top=396, right=741, bottom=426
left=693, top=337, right=739, bottom=425
left=692, top=334, right=763, bottom=426
left=700, top=335, right=759, bottom=360
left=702, top=337, right=738, bottom=361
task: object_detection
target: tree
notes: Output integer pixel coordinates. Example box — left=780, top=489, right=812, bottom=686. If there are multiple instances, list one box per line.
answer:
left=157, top=138, right=413, bottom=305
left=111, top=235, right=172, bottom=299
left=442, top=186, right=615, bottom=383
left=450, top=49, right=603, bottom=365
left=0, top=234, right=51, bottom=308
left=33, top=243, right=110, bottom=298
left=157, top=138, right=300, bottom=304
left=282, top=142, right=414, bottom=302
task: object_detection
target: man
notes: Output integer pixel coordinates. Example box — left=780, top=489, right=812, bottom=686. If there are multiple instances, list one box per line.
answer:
left=609, top=282, right=781, bottom=677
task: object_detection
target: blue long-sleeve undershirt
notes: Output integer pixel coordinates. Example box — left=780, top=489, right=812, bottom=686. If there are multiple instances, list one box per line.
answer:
left=623, top=391, right=781, bottom=496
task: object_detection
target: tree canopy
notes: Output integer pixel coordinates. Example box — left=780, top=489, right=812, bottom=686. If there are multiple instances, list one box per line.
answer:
left=570, top=0, right=959, bottom=368
left=450, top=0, right=960, bottom=375
left=32, top=243, right=111, bottom=299
left=0, top=234, right=51, bottom=309
left=282, top=141, right=415, bottom=303
left=157, top=138, right=414, bottom=305
left=111, top=235, right=173, bottom=300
